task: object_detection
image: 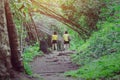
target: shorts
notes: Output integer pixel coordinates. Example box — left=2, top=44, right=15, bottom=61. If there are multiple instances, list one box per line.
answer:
left=64, top=41, right=69, bottom=44
left=52, top=40, right=57, bottom=44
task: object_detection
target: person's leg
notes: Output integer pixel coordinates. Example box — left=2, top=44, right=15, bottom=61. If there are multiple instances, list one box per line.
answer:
left=68, top=43, right=70, bottom=49
left=55, top=43, right=57, bottom=50
left=67, top=43, right=70, bottom=49
left=66, top=44, right=67, bottom=50
left=52, top=43, right=55, bottom=50
left=65, top=42, right=69, bottom=50
left=65, top=41, right=68, bottom=50
left=64, top=43, right=66, bottom=50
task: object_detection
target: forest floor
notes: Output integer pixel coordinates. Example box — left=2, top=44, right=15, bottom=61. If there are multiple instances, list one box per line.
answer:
left=30, top=50, right=80, bottom=80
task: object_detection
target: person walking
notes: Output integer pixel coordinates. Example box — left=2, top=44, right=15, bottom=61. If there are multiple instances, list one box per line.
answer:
left=51, top=31, right=58, bottom=51
left=63, top=31, right=70, bottom=50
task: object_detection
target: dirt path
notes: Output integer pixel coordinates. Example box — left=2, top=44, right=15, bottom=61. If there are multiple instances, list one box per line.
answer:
left=31, top=51, right=79, bottom=80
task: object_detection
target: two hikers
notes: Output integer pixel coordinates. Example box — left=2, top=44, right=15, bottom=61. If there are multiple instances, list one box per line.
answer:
left=51, top=31, right=70, bottom=51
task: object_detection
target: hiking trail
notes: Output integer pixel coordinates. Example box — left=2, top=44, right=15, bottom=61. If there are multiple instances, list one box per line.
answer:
left=31, top=50, right=79, bottom=80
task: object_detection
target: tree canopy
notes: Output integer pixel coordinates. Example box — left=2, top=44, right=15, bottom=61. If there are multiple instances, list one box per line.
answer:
left=10, top=0, right=105, bottom=40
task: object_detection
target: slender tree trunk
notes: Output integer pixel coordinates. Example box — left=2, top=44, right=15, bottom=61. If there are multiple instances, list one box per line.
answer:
left=5, top=0, right=24, bottom=72
left=29, top=12, right=40, bottom=43
left=24, top=22, right=37, bottom=45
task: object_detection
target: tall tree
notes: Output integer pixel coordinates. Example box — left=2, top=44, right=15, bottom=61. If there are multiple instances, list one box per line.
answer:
left=5, top=0, right=24, bottom=72
left=0, top=0, right=13, bottom=79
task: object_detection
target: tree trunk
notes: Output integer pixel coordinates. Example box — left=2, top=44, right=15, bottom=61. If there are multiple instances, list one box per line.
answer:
left=0, top=0, right=13, bottom=79
left=5, top=0, right=24, bottom=72
left=24, top=22, right=37, bottom=45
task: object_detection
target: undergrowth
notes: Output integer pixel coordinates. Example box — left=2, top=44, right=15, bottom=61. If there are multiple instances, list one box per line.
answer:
left=71, top=23, right=120, bottom=65
left=68, top=28, right=85, bottom=50
left=65, top=1, right=120, bottom=79
left=22, top=43, right=43, bottom=75
left=65, top=52, right=120, bottom=80
left=65, top=22, right=120, bottom=80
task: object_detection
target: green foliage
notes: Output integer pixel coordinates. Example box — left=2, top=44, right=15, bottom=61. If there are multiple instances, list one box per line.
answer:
left=65, top=1, right=120, bottom=79
left=65, top=53, right=120, bottom=79
left=22, top=43, right=43, bottom=75
left=23, top=61, right=32, bottom=75
left=71, top=22, right=120, bottom=65
left=68, top=28, right=85, bottom=50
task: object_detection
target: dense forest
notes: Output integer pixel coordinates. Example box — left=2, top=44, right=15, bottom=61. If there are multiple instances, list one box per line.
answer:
left=0, top=0, right=120, bottom=80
